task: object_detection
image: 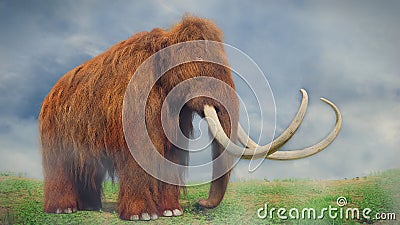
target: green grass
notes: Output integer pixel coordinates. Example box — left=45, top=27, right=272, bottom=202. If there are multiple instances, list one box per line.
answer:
left=1, top=169, right=399, bottom=224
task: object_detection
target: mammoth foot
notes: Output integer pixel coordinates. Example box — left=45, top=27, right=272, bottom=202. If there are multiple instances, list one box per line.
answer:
left=127, top=209, right=182, bottom=221
left=129, top=213, right=158, bottom=221
left=54, top=207, right=77, bottom=214
left=44, top=200, right=78, bottom=214
left=162, top=209, right=183, bottom=217
left=119, top=198, right=160, bottom=221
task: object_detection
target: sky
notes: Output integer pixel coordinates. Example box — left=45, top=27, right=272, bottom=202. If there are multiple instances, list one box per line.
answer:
left=0, top=0, right=399, bottom=181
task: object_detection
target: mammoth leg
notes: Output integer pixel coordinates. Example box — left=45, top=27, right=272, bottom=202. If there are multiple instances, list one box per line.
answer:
left=159, top=176, right=183, bottom=217
left=77, top=184, right=102, bottom=211
left=76, top=161, right=107, bottom=211
left=158, top=146, right=186, bottom=217
left=42, top=152, right=78, bottom=214
left=116, top=152, right=160, bottom=221
left=159, top=106, right=192, bottom=216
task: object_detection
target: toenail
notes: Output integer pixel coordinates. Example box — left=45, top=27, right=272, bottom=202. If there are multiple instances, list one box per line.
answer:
left=141, top=213, right=150, bottom=220
left=130, top=215, right=139, bottom=220
left=151, top=213, right=158, bottom=220
left=163, top=210, right=173, bottom=217
left=173, top=209, right=183, bottom=216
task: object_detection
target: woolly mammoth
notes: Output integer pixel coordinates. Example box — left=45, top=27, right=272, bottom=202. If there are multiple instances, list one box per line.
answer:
left=39, top=16, right=342, bottom=221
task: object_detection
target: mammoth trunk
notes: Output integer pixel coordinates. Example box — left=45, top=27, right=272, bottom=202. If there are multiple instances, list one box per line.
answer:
left=198, top=142, right=233, bottom=208
left=198, top=105, right=237, bottom=208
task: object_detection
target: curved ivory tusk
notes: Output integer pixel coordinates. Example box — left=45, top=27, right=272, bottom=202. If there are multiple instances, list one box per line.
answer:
left=238, top=89, right=308, bottom=157
left=237, top=124, right=260, bottom=149
left=205, top=89, right=308, bottom=157
left=265, top=97, right=342, bottom=160
left=204, top=90, right=342, bottom=160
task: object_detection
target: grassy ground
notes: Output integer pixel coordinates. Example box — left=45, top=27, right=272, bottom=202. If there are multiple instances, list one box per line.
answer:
left=0, top=169, right=399, bottom=224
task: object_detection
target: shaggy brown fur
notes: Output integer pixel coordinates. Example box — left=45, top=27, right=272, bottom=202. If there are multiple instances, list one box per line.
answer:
left=39, top=15, right=239, bottom=220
